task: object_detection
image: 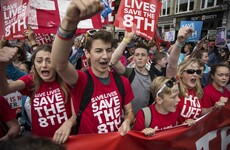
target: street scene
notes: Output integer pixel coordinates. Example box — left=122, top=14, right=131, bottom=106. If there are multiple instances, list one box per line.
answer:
left=0, top=0, right=230, bottom=149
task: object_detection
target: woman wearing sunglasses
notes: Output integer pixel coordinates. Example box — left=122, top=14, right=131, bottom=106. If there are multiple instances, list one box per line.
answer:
left=202, top=64, right=230, bottom=113
left=176, top=58, right=203, bottom=124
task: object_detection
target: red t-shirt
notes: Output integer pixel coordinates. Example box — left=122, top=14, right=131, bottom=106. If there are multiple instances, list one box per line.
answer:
left=0, top=96, right=16, bottom=138
left=133, top=104, right=179, bottom=131
left=19, top=74, right=72, bottom=137
left=202, top=84, right=230, bottom=108
left=177, top=89, right=202, bottom=124
left=71, top=68, right=134, bottom=134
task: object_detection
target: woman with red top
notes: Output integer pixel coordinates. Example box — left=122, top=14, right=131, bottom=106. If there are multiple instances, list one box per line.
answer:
left=176, top=58, right=203, bottom=124
left=0, top=44, right=75, bottom=144
left=202, top=64, right=229, bottom=113
left=167, top=40, right=226, bottom=124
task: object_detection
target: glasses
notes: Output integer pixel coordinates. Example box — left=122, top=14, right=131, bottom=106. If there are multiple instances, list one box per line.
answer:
left=87, top=29, right=99, bottom=36
left=183, top=69, right=202, bottom=75
left=156, top=77, right=176, bottom=97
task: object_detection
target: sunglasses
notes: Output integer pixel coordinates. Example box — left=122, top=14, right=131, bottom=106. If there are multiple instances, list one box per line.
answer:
left=183, top=69, right=202, bottom=75
left=87, top=29, right=99, bottom=36
left=156, top=77, right=177, bottom=97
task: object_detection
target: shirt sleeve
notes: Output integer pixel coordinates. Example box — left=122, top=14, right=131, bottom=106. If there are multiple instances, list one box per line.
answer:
left=0, top=97, right=16, bottom=122
left=202, top=86, right=214, bottom=108
left=6, top=63, right=27, bottom=81
left=18, top=74, right=33, bottom=96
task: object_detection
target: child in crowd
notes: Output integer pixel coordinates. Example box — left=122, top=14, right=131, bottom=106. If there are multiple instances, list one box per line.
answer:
left=149, top=52, right=167, bottom=77
left=202, top=64, right=230, bottom=113
left=133, top=77, right=181, bottom=136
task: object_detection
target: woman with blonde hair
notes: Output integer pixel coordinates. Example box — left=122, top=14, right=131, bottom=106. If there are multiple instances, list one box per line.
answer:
left=176, top=57, right=203, bottom=124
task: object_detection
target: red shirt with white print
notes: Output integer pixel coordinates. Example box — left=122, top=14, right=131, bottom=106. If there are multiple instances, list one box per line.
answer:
left=177, top=89, right=202, bottom=124
left=19, top=74, right=72, bottom=137
left=71, top=68, right=134, bottom=134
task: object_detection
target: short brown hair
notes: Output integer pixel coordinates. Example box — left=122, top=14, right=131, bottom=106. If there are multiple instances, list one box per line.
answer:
left=85, top=30, right=114, bottom=52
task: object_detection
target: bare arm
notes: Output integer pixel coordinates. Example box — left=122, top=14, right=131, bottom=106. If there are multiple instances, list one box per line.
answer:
left=51, top=0, right=104, bottom=87
left=0, top=47, right=25, bottom=96
left=0, top=119, right=20, bottom=141
left=53, top=99, right=76, bottom=144
left=110, top=31, right=134, bottom=74
left=118, top=102, right=134, bottom=136
left=166, top=27, right=193, bottom=78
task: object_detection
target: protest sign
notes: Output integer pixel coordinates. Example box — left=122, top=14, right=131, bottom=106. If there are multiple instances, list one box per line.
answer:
left=164, top=30, right=175, bottom=42
left=0, top=0, right=104, bottom=39
left=35, top=33, right=54, bottom=45
left=114, top=0, right=162, bottom=40
left=0, top=0, right=30, bottom=39
left=216, top=27, right=226, bottom=46
left=180, top=21, right=203, bottom=42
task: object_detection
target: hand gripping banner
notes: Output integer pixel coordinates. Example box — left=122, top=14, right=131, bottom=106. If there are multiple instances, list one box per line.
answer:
left=65, top=102, right=230, bottom=150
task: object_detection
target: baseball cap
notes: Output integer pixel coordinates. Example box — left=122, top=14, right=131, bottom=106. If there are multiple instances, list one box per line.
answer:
left=127, top=41, right=135, bottom=48
left=208, top=42, right=215, bottom=47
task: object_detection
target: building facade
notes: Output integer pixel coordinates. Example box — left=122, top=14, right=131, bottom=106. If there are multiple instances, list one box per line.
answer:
left=158, top=0, right=230, bottom=41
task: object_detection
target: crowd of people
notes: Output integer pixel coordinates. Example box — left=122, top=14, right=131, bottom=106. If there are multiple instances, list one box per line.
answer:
left=0, top=0, right=229, bottom=148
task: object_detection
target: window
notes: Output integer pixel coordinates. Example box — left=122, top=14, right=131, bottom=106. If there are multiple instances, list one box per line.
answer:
left=201, top=0, right=223, bottom=9
left=160, top=0, right=171, bottom=16
left=175, top=0, right=194, bottom=14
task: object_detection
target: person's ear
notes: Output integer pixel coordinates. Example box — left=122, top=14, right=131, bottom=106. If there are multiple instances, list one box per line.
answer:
left=84, top=50, right=90, bottom=59
left=155, top=97, right=163, bottom=104
left=211, top=74, right=214, bottom=80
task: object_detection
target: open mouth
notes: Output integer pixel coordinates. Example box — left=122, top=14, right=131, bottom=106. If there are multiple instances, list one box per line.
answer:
left=99, top=61, right=109, bottom=68
left=41, top=70, right=50, bottom=76
left=190, top=78, right=197, bottom=84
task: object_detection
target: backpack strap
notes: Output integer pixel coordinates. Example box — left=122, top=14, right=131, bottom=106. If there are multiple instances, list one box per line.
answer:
left=148, top=70, right=156, bottom=81
left=74, top=71, right=125, bottom=134
left=75, top=70, right=94, bottom=134
left=112, top=72, right=125, bottom=105
left=141, top=107, right=152, bottom=128
left=128, top=68, right=135, bottom=84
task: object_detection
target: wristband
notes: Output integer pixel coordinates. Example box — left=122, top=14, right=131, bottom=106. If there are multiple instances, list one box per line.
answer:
left=123, top=37, right=131, bottom=44
left=175, top=41, right=185, bottom=49
left=57, top=26, right=76, bottom=40
left=59, top=25, right=76, bottom=33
